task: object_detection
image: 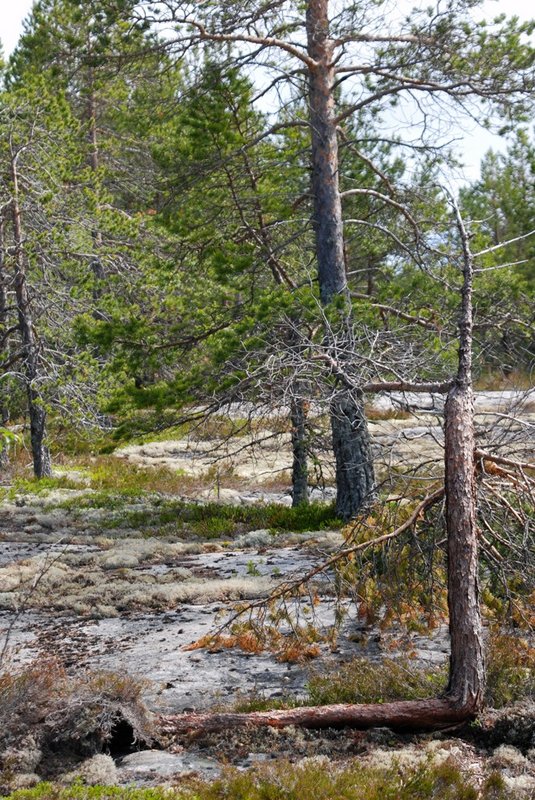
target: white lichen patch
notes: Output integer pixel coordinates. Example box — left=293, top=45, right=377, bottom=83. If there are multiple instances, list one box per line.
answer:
left=5, top=773, right=41, bottom=790
left=0, top=530, right=275, bottom=615
left=490, top=745, right=531, bottom=771
left=60, top=754, right=118, bottom=786
left=364, top=739, right=476, bottom=773
left=502, top=774, right=535, bottom=797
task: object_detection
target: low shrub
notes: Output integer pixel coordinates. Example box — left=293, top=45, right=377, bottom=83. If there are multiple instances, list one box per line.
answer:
left=485, top=632, right=535, bottom=708
left=0, top=660, right=155, bottom=788
left=0, top=759, right=523, bottom=800
left=307, top=657, right=447, bottom=706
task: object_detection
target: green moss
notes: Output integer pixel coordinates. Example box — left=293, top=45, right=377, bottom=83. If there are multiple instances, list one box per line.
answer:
left=1, top=786, right=178, bottom=800
left=11, top=476, right=83, bottom=496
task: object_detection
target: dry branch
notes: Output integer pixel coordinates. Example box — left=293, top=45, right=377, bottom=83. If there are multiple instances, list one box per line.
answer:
left=475, top=449, right=535, bottom=473
left=204, top=486, right=445, bottom=639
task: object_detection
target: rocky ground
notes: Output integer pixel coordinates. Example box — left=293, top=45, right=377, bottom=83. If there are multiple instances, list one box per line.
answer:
left=0, top=390, right=533, bottom=795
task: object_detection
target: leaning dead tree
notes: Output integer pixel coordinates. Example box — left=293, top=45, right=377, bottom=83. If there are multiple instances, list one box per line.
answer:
left=160, top=200, right=491, bottom=735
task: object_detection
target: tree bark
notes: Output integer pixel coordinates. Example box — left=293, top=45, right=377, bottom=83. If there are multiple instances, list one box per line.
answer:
left=0, top=218, right=11, bottom=472
left=290, top=395, right=309, bottom=506
left=306, top=0, right=375, bottom=520
left=331, top=393, right=375, bottom=519
left=306, top=0, right=346, bottom=306
left=86, top=64, right=107, bottom=322
left=161, top=698, right=473, bottom=736
left=444, top=384, right=484, bottom=710
left=444, top=201, right=485, bottom=712
left=10, top=152, right=52, bottom=479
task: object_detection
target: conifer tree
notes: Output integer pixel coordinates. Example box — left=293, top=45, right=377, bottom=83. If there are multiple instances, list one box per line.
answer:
left=131, top=0, right=535, bottom=520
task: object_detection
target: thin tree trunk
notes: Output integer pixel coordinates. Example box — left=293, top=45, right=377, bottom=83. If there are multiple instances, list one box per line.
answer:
left=444, top=200, right=485, bottom=712
left=86, top=67, right=106, bottom=319
left=0, top=218, right=11, bottom=472
left=306, top=0, right=375, bottom=520
left=233, top=140, right=310, bottom=504
left=10, top=152, right=51, bottom=479
left=291, top=394, right=309, bottom=506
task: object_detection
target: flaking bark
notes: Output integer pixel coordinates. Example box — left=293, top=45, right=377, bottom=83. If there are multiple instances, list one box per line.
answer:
left=306, top=0, right=375, bottom=519
left=290, top=395, right=309, bottom=506
left=444, top=198, right=485, bottom=711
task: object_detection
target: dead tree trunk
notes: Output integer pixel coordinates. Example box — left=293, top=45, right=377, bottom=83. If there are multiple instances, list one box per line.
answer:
left=290, top=394, right=309, bottom=506
left=444, top=200, right=485, bottom=711
left=160, top=697, right=475, bottom=736
left=0, top=217, right=11, bottom=472
left=10, top=150, right=52, bottom=479
left=306, top=0, right=375, bottom=520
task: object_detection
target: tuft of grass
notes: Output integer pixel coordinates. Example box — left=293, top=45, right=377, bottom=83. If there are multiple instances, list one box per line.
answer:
left=82, top=458, right=196, bottom=496
left=485, top=631, right=535, bottom=708
left=54, top=494, right=341, bottom=538
left=366, top=407, right=412, bottom=422
left=0, top=759, right=524, bottom=800
left=231, top=658, right=447, bottom=713
left=474, top=369, right=533, bottom=392
left=231, top=690, right=304, bottom=713
left=306, top=657, right=447, bottom=706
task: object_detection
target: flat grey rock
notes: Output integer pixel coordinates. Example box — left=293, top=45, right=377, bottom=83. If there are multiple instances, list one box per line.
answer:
left=118, top=749, right=221, bottom=780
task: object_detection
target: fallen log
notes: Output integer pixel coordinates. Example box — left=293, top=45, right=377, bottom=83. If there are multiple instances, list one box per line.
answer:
left=160, top=697, right=475, bottom=736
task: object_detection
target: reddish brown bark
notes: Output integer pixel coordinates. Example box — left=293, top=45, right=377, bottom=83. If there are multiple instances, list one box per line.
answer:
left=160, top=698, right=475, bottom=736
left=443, top=201, right=485, bottom=712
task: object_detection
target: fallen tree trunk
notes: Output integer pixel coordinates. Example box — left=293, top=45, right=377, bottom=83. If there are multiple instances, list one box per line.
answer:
left=160, top=697, right=474, bottom=736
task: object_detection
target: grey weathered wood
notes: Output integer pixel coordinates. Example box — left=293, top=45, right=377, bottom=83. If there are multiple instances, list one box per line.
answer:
left=10, top=149, right=51, bottom=478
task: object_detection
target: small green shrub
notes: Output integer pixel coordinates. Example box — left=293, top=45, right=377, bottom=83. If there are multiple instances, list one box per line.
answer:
left=485, top=632, right=535, bottom=708
left=231, top=691, right=303, bottom=713
left=306, top=657, right=447, bottom=706
left=11, top=477, right=83, bottom=496
left=231, top=658, right=447, bottom=712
